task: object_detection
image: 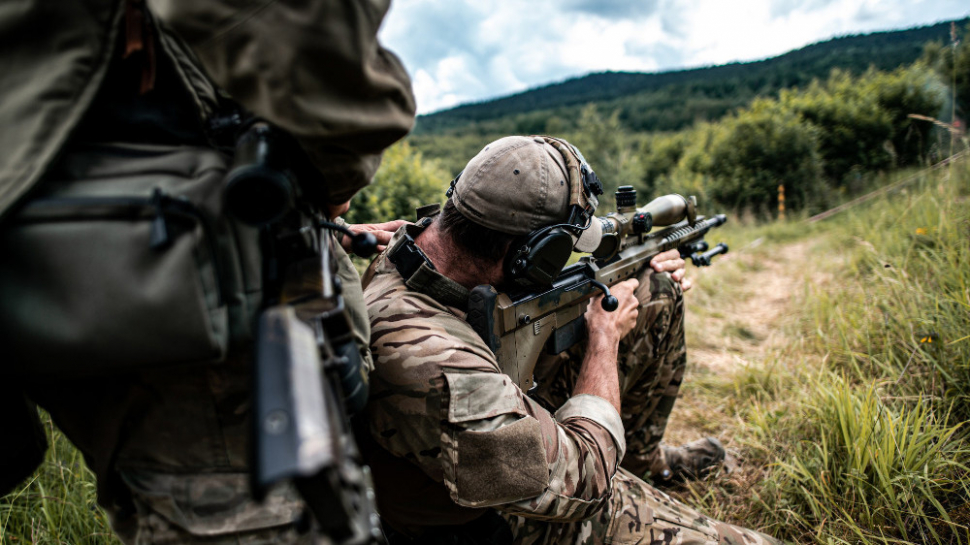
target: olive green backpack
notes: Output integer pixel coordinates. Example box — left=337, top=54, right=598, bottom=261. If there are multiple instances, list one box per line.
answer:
left=0, top=142, right=262, bottom=375
left=0, top=16, right=261, bottom=376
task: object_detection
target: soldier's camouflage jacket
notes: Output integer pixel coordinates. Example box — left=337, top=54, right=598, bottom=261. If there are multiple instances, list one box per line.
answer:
left=363, top=224, right=784, bottom=545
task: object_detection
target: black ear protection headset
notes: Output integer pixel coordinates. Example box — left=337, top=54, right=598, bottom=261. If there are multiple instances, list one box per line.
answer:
left=504, top=137, right=605, bottom=287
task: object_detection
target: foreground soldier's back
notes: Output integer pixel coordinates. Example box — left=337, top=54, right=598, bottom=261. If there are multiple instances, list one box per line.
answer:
left=1, top=0, right=414, bottom=542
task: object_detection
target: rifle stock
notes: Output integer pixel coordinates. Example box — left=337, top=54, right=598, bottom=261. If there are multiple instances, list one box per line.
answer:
left=468, top=188, right=728, bottom=392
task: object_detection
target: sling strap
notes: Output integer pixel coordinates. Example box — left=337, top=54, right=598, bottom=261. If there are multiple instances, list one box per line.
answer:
left=387, top=217, right=470, bottom=310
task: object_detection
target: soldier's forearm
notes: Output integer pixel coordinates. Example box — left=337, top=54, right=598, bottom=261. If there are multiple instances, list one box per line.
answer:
left=572, top=333, right=621, bottom=413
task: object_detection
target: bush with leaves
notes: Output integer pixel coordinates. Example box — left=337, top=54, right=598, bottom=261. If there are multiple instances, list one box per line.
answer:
left=862, top=65, right=946, bottom=165
left=344, top=141, right=450, bottom=226
left=780, top=70, right=894, bottom=186
left=639, top=131, right=692, bottom=198
left=677, top=101, right=826, bottom=218
left=566, top=105, right=645, bottom=202
left=922, top=22, right=970, bottom=121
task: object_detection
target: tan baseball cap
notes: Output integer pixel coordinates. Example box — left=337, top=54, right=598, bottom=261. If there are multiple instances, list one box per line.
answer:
left=451, top=135, right=603, bottom=251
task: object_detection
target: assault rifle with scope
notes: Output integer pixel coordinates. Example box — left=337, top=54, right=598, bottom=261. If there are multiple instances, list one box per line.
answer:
left=467, top=186, right=728, bottom=392
left=223, top=121, right=382, bottom=544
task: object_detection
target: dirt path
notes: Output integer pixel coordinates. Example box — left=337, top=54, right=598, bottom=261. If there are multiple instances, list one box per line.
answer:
left=664, top=237, right=824, bottom=445
left=691, top=239, right=814, bottom=372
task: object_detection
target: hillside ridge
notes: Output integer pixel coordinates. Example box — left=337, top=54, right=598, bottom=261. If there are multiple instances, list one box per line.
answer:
left=415, top=17, right=966, bottom=135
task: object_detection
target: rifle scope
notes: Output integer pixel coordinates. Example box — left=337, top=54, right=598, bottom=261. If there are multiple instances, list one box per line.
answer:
left=591, top=189, right=697, bottom=260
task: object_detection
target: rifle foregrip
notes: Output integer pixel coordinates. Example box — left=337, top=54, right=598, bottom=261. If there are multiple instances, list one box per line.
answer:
left=467, top=285, right=500, bottom=353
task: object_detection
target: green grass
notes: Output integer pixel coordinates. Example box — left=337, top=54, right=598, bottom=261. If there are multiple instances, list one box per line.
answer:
left=0, top=415, right=117, bottom=544
left=675, top=157, right=970, bottom=544
left=772, top=377, right=969, bottom=543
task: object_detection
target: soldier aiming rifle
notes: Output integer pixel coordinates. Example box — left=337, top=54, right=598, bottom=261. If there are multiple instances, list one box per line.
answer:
left=358, top=135, right=780, bottom=544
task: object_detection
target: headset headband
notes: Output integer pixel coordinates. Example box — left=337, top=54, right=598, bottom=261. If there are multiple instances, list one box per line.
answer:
left=537, top=136, right=602, bottom=229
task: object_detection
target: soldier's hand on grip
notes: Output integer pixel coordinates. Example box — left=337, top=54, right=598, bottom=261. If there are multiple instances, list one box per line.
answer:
left=586, top=278, right=640, bottom=343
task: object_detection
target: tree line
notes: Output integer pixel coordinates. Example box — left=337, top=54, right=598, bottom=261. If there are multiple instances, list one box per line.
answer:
left=415, top=19, right=964, bottom=136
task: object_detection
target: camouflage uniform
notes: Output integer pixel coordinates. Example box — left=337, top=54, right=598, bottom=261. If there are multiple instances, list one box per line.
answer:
left=363, top=224, right=780, bottom=544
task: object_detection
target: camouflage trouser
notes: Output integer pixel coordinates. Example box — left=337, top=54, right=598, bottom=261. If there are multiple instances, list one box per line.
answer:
left=117, top=510, right=319, bottom=545
left=519, top=269, right=782, bottom=544
left=531, top=267, right=686, bottom=478
left=506, top=468, right=779, bottom=544
left=24, top=355, right=322, bottom=545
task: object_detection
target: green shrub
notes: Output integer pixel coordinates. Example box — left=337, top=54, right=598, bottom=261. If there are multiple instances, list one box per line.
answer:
left=923, top=22, right=970, bottom=121
left=780, top=71, right=894, bottom=187
left=640, top=131, right=692, bottom=198
left=863, top=65, right=947, bottom=165
left=678, top=101, right=826, bottom=217
left=345, top=141, right=450, bottom=225
left=566, top=104, right=645, bottom=201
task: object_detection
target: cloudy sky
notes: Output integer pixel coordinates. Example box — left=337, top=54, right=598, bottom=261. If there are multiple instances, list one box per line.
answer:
left=379, top=0, right=969, bottom=114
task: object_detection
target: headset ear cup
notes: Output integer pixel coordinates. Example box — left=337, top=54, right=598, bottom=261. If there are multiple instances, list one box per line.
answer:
left=504, top=228, right=574, bottom=286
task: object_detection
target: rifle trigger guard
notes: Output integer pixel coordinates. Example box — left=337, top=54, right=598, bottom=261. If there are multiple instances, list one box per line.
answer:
left=589, top=280, right=618, bottom=311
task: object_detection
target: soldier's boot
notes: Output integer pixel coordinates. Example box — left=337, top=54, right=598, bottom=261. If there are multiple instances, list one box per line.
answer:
left=655, top=437, right=726, bottom=484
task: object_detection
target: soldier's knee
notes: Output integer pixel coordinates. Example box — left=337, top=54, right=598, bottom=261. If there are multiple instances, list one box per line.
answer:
left=635, top=269, right=682, bottom=308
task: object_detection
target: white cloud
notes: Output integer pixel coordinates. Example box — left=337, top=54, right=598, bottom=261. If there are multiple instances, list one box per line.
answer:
left=379, top=0, right=970, bottom=114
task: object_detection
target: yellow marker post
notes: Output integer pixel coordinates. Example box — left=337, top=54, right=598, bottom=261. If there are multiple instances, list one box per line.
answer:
left=778, top=184, right=785, bottom=220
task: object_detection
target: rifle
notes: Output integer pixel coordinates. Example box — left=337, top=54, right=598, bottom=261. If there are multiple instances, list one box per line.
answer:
left=467, top=186, right=728, bottom=392
left=224, top=121, right=382, bottom=544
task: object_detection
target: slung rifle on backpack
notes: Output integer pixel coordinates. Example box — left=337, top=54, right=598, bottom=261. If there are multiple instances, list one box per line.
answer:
left=223, top=120, right=382, bottom=545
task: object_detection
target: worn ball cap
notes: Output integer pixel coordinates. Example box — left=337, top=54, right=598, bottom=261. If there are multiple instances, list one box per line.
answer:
left=451, top=136, right=603, bottom=251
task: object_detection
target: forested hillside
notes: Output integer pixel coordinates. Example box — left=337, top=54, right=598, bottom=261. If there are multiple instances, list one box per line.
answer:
left=405, top=19, right=968, bottom=222
left=414, top=18, right=966, bottom=137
